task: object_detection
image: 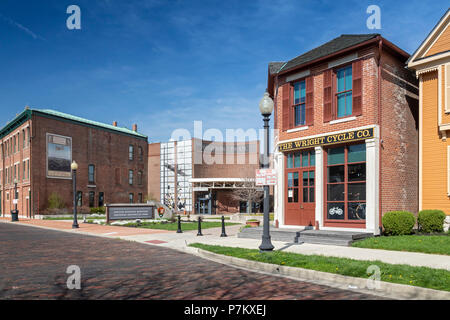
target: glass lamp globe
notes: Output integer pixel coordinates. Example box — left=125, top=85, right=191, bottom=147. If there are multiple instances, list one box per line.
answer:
left=71, top=161, right=78, bottom=171
left=259, top=91, right=274, bottom=116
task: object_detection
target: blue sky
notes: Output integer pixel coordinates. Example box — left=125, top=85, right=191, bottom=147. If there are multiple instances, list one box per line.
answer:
left=0, top=0, right=448, bottom=143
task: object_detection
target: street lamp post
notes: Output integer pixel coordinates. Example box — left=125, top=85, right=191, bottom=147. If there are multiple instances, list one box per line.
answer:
left=258, top=91, right=275, bottom=252
left=71, top=161, right=79, bottom=229
left=11, top=179, right=19, bottom=222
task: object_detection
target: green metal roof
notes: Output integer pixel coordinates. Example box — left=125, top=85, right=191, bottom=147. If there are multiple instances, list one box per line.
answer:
left=0, top=108, right=148, bottom=140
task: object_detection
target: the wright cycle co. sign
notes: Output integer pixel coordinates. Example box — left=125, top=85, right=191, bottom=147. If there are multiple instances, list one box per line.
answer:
left=278, top=128, right=374, bottom=152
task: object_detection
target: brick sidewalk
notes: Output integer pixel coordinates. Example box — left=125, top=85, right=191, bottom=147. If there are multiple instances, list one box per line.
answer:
left=0, top=217, right=171, bottom=237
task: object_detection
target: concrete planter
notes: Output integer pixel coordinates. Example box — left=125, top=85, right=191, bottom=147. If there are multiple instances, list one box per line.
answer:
left=246, top=220, right=260, bottom=227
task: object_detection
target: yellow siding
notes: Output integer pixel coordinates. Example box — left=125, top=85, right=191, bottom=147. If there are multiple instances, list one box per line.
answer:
left=422, top=71, right=450, bottom=215
left=426, top=24, right=450, bottom=57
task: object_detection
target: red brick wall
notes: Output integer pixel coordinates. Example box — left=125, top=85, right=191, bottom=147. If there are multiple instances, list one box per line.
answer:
left=272, top=41, right=419, bottom=224
left=0, top=120, right=32, bottom=217
left=274, top=47, right=379, bottom=142
left=379, top=50, right=419, bottom=216
left=215, top=190, right=240, bottom=214
left=31, top=114, right=148, bottom=214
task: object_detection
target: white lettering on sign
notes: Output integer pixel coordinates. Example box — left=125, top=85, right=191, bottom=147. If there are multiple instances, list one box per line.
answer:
left=256, top=169, right=277, bottom=186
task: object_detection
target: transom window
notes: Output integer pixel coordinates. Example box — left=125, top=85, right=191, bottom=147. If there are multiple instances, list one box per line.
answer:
left=287, top=150, right=315, bottom=169
left=326, top=144, right=366, bottom=221
left=293, top=80, right=306, bottom=126
left=336, top=65, right=352, bottom=118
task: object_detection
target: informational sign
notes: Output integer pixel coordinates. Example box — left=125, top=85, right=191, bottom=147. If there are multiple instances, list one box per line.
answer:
left=256, top=169, right=277, bottom=186
left=278, top=128, right=374, bottom=152
left=108, top=206, right=154, bottom=221
left=13, top=199, right=18, bottom=205
left=47, top=133, right=72, bottom=179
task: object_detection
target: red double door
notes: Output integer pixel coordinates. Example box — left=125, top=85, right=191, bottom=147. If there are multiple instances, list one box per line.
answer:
left=285, top=167, right=315, bottom=227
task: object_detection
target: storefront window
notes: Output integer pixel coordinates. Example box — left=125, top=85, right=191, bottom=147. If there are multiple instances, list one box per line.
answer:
left=326, top=144, right=366, bottom=221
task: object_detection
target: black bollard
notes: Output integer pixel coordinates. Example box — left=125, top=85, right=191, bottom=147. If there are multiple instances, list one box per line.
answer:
left=220, top=215, right=227, bottom=237
left=177, top=215, right=182, bottom=233
left=197, top=216, right=203, bottom=236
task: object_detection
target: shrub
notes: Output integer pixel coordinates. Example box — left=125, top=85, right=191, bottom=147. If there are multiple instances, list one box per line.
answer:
left=47, top=192, right=66, bottom=210
left=418, top=210, right=446, bottom=233
left=382, top=211, right=415, bottom=236
left=90, top=207, right=106, bottom=214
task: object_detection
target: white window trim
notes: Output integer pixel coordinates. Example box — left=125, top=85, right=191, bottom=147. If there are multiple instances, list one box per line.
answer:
left=329, top=116, right=357, bottom=125
left=445, top=63, right=450, bottom=114
left=287, top=126, right=309, bottom=133
left=448, top=146, right=450, bottom=196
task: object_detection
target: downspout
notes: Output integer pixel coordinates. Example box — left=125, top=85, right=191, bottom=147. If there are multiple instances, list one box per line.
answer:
left=378, top=38, right=383, bottom=231
left=273, top=72, right=280, bottom=228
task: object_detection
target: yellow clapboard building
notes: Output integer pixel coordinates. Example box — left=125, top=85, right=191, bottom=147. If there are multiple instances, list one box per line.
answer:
left=408, top=9, right=450, bottom=215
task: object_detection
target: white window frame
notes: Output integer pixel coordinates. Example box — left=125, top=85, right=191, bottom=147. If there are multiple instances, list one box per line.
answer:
left=445, top=63, right=450, bottom=113
left=448, top=146, right=450, bottom=196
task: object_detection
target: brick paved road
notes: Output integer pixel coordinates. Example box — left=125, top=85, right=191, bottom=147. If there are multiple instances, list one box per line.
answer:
left=0, top=223, right=383, bottom=300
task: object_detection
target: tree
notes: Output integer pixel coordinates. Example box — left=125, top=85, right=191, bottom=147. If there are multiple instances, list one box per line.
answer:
left=230, top=178, right=263, bottom=214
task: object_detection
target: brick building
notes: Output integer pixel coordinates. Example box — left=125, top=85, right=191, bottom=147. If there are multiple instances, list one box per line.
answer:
left=148, top=138, right=263, bottom=214
left=268, top=34, right=419, bottom=234
left=0, top=108, right=148, bottom=218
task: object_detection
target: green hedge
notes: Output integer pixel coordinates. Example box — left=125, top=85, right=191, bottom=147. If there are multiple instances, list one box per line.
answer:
left=90, top=206, right=106, bottom=214
left=382, top=211, right=415, bottom=236
left=418, top=210, right=446, bottom=233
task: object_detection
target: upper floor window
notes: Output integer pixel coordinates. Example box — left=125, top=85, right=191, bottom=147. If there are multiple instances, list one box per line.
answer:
left=137, top=170, right=143, bottom=186
left=336, top=65, right=353, bottom=118
left=293, top=80, right=306, bottom=126
left=129, top=145, right=134, bottom=161
left=138, top=146, right=143, bottom=161
left=129, top=170, right=134, bottom=185
left=88, top=165, right=95, bottom=184
left=323, top=60, right=362, bottom=123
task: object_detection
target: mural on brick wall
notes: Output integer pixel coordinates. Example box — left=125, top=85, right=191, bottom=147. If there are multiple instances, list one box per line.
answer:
left=46, top=133, right=72, bottom=179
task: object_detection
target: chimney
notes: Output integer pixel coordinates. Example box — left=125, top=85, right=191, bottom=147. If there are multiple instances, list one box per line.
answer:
left=132, top=124, right=138, bottom=132
left=113, top=121, right=117, bottom=127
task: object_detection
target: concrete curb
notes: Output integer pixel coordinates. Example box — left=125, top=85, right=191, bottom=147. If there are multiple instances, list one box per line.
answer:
left=186, top=246, right=450, bottom=300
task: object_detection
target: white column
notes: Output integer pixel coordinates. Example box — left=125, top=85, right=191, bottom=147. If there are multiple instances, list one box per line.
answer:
left=314, top=146, right=324, bottom=228
left=365, top=135, right=380, bottom=235
left=274, top=151, right=285, bottom=227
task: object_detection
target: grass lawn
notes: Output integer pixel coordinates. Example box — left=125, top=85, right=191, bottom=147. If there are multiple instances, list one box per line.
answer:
left=190, top=243, right=450, bottom=292
left=124, top=221, right=240, bottom=231
left=352, top=234, right=450, bottom=256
